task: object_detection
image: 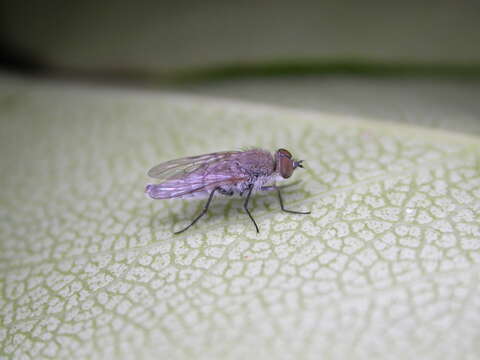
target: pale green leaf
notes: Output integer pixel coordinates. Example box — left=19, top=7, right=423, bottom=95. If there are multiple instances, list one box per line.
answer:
left=1, top=75, right=480, bottom=360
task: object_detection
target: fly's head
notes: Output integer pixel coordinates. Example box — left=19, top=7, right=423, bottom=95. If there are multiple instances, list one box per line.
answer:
left=274, top=148, right=304, bottom=179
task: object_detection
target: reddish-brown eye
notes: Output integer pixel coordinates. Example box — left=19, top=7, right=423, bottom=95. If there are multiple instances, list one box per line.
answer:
left=279, top=155, right=294, bottom=178
left=278, top=148, right=292, bottom=159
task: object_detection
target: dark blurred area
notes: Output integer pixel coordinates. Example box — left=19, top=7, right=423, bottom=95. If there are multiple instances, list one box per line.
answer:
left=1, top=0, right=480, bottom=81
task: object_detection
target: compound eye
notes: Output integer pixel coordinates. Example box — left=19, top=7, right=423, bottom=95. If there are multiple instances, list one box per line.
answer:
left=278, top=148, right=292, bottom=159
left=279, top=156, right=294, bottom=178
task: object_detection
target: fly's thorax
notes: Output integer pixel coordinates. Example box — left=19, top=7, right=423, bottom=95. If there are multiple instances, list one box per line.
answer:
left=249, top=174, right=277, bottom=192
left=235, top=149, right=275, bottom=177
left=221, top=174, right=273, bottom=196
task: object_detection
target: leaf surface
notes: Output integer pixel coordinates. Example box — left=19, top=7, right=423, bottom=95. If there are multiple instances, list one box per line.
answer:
left=1, top=77, right=480, bottom=359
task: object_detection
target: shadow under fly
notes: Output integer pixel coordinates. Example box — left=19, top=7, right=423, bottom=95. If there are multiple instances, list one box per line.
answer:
left=145, top=148, right=310, bottom=234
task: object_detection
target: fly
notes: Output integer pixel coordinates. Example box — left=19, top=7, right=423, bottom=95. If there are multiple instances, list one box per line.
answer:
left=145, top=148, right=310, bottom=234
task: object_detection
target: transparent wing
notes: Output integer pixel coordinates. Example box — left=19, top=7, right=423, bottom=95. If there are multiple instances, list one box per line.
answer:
left=145, top=173, right=247, bottom=199
left=147, top=151, right=240, bottom=179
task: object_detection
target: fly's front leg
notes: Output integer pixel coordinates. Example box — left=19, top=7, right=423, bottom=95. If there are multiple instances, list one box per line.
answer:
left=262, top=185, right=311, bottom=215
left=243, top=184, right=259, bottom=233
left=175, top=187, right=220, bottom=234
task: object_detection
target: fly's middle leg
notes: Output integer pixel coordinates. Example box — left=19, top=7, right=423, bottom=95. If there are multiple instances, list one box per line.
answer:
left=243, top=184, right=259, bottom=233
left=174, top=187, right=220, bottom=234
left=261, top=185, right=311, bottom=215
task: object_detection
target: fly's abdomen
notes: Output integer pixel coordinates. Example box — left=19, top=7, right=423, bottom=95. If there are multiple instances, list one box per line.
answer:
left=145, top=178, right=207, bottom=199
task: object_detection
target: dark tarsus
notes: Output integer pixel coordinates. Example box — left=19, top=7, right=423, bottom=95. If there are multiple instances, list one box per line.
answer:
left=271, top=186, right=311, bottom=215
left=243, top=184, right=259, bottom=233
left=174, top=185, right=310, bottom=234
left=174, top=186, right=221, bottom=234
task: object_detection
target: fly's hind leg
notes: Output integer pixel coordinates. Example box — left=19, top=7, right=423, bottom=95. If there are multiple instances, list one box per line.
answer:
left=261, top=185, right=311, bottom=215
left=174, top=187, right=220, bottom=234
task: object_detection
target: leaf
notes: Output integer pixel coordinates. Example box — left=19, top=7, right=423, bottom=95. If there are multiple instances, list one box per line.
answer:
left=181, top=77, right=480, bottom=136
left=1, top=77, right=480, bottom=359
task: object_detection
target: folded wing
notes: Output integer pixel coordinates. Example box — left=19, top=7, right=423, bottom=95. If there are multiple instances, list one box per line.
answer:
left=147, top=151, right=240, bottom=179
left=146, top=151, right=247, bottom=199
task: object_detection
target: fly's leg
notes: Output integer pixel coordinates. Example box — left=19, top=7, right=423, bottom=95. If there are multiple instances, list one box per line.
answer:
left=218, top=188, right=234, bottom=196
left=174, top=187, right=220, bottom=234
left=261, top=185, right=311, bottom=215
left=260, top=186, right=276, bottom=192
left=244, top=184, right=259, bottom=233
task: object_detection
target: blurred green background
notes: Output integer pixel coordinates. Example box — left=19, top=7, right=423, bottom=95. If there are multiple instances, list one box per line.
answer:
left=1, top=0, right=480, bottom=134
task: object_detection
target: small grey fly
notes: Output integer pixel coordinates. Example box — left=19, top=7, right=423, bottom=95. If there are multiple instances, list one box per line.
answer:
left=145, top=148, right=310, bottom=234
